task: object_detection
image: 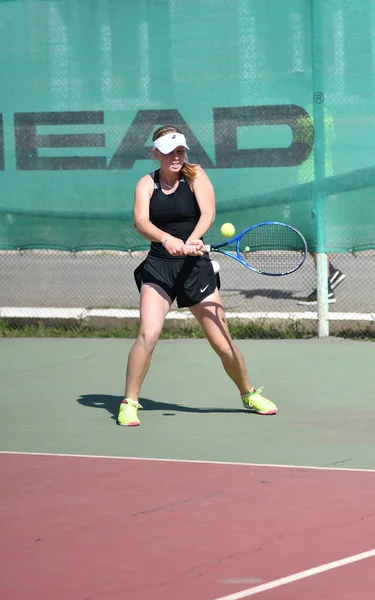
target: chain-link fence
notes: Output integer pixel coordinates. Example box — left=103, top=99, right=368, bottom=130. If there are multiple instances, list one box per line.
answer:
left=1, top=0, right=375, bottom=339
left=1, top=249, right=374, bottom=338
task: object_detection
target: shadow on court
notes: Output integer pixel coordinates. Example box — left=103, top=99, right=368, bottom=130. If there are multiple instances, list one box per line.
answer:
left=77, top=393, right=251, bottom=421
left=223, top=287, right=300, bottom=300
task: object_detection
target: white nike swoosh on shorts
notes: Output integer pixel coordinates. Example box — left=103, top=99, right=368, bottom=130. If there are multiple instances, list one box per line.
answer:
left=200, top=285, right=209, bottom=293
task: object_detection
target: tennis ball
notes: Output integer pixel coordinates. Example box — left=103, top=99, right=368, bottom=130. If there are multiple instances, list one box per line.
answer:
left=220, top=223, right=235, bottom=238
left=244, top=246, right=251, bottom=252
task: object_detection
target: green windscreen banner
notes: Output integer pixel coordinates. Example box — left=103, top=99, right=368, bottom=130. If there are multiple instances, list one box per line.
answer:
left=1, top=0, right=374, bottom=252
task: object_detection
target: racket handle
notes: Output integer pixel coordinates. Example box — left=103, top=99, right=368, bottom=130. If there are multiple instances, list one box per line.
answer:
left=202, top=245, right=211, bottom=252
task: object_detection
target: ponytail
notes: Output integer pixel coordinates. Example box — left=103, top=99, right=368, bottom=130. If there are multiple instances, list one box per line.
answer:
left=181, top=161, right=198, bottom=182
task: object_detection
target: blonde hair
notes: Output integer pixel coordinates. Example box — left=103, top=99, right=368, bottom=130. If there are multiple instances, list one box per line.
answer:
left=152, top=125, right=198, bottom=182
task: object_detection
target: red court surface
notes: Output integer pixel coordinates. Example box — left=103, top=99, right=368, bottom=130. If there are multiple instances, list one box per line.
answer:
left=1, top=452, right=374, bottom=600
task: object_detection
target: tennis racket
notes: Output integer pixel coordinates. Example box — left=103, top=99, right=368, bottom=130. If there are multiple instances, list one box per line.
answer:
left=203, top=221, right=307, bottom=276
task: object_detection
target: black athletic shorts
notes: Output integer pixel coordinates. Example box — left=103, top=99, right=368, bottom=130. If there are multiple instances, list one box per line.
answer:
left=134, top=254, right=220, bottom=308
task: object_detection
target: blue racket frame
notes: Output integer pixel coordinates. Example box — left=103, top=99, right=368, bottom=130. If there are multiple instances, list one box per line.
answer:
left=207, top=221, right=308, bottom=276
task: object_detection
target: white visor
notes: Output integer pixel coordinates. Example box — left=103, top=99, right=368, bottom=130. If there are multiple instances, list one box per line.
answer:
left=152, top=132, right=190, bottom=154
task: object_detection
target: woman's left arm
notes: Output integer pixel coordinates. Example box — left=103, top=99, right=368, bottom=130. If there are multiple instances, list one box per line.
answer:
left=186, top=166, right=216, bottom=246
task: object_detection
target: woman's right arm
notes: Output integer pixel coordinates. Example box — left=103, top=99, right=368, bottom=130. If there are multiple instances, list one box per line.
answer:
left=133, top=175, right=188, bottom=256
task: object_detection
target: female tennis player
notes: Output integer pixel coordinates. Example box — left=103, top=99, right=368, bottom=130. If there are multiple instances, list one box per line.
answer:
left=117, top=125, right=278, bottom=426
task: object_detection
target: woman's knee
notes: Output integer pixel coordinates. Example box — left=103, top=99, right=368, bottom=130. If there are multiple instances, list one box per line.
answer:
left=210, top=336, right=236, bottom=359
left=136, top=327, right=161, bottom=352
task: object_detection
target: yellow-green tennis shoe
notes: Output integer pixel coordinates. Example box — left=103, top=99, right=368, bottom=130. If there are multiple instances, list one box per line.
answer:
left=242, top=387, right=278, bottom=415
left=117, top=398, right=142, bottom=426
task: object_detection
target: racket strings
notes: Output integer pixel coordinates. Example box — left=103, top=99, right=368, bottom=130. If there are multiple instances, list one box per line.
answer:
left=238, top=224, right=306, bottom=275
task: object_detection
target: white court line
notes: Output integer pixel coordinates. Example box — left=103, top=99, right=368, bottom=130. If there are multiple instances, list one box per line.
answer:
left=0, top=451, right=374, bottom=473
left=213, top=549, right=375, bottom=599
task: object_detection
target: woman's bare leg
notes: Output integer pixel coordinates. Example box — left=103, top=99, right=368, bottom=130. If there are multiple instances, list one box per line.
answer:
left=189, top=289, right=251, bottom=395
left=125, top=283, right=172, bottom=401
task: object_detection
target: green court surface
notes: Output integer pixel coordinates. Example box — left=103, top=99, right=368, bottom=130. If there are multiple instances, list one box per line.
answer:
left=0, top=337, right=374, bottom=470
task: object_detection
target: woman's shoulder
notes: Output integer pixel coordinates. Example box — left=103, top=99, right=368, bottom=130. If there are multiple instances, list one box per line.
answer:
left=189, top=164, right=212, bottom=186
left=135, top=171, right=157, bottom=192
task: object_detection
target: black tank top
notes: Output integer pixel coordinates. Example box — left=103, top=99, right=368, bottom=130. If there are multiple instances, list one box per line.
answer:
left=148, top=169, right=201, bottom=259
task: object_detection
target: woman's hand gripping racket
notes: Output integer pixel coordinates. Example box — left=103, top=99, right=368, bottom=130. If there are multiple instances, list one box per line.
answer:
left=202, top=221, right=307, bottom=276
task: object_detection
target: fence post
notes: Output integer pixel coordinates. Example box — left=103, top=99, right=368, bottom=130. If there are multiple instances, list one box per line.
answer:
left=311, top=0, right=329, bottom=337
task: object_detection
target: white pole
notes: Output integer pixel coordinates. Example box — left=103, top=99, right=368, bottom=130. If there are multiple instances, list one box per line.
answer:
left=311, top=0, right=329, bottom=337
left=316, top=252, right=329, bottom=337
